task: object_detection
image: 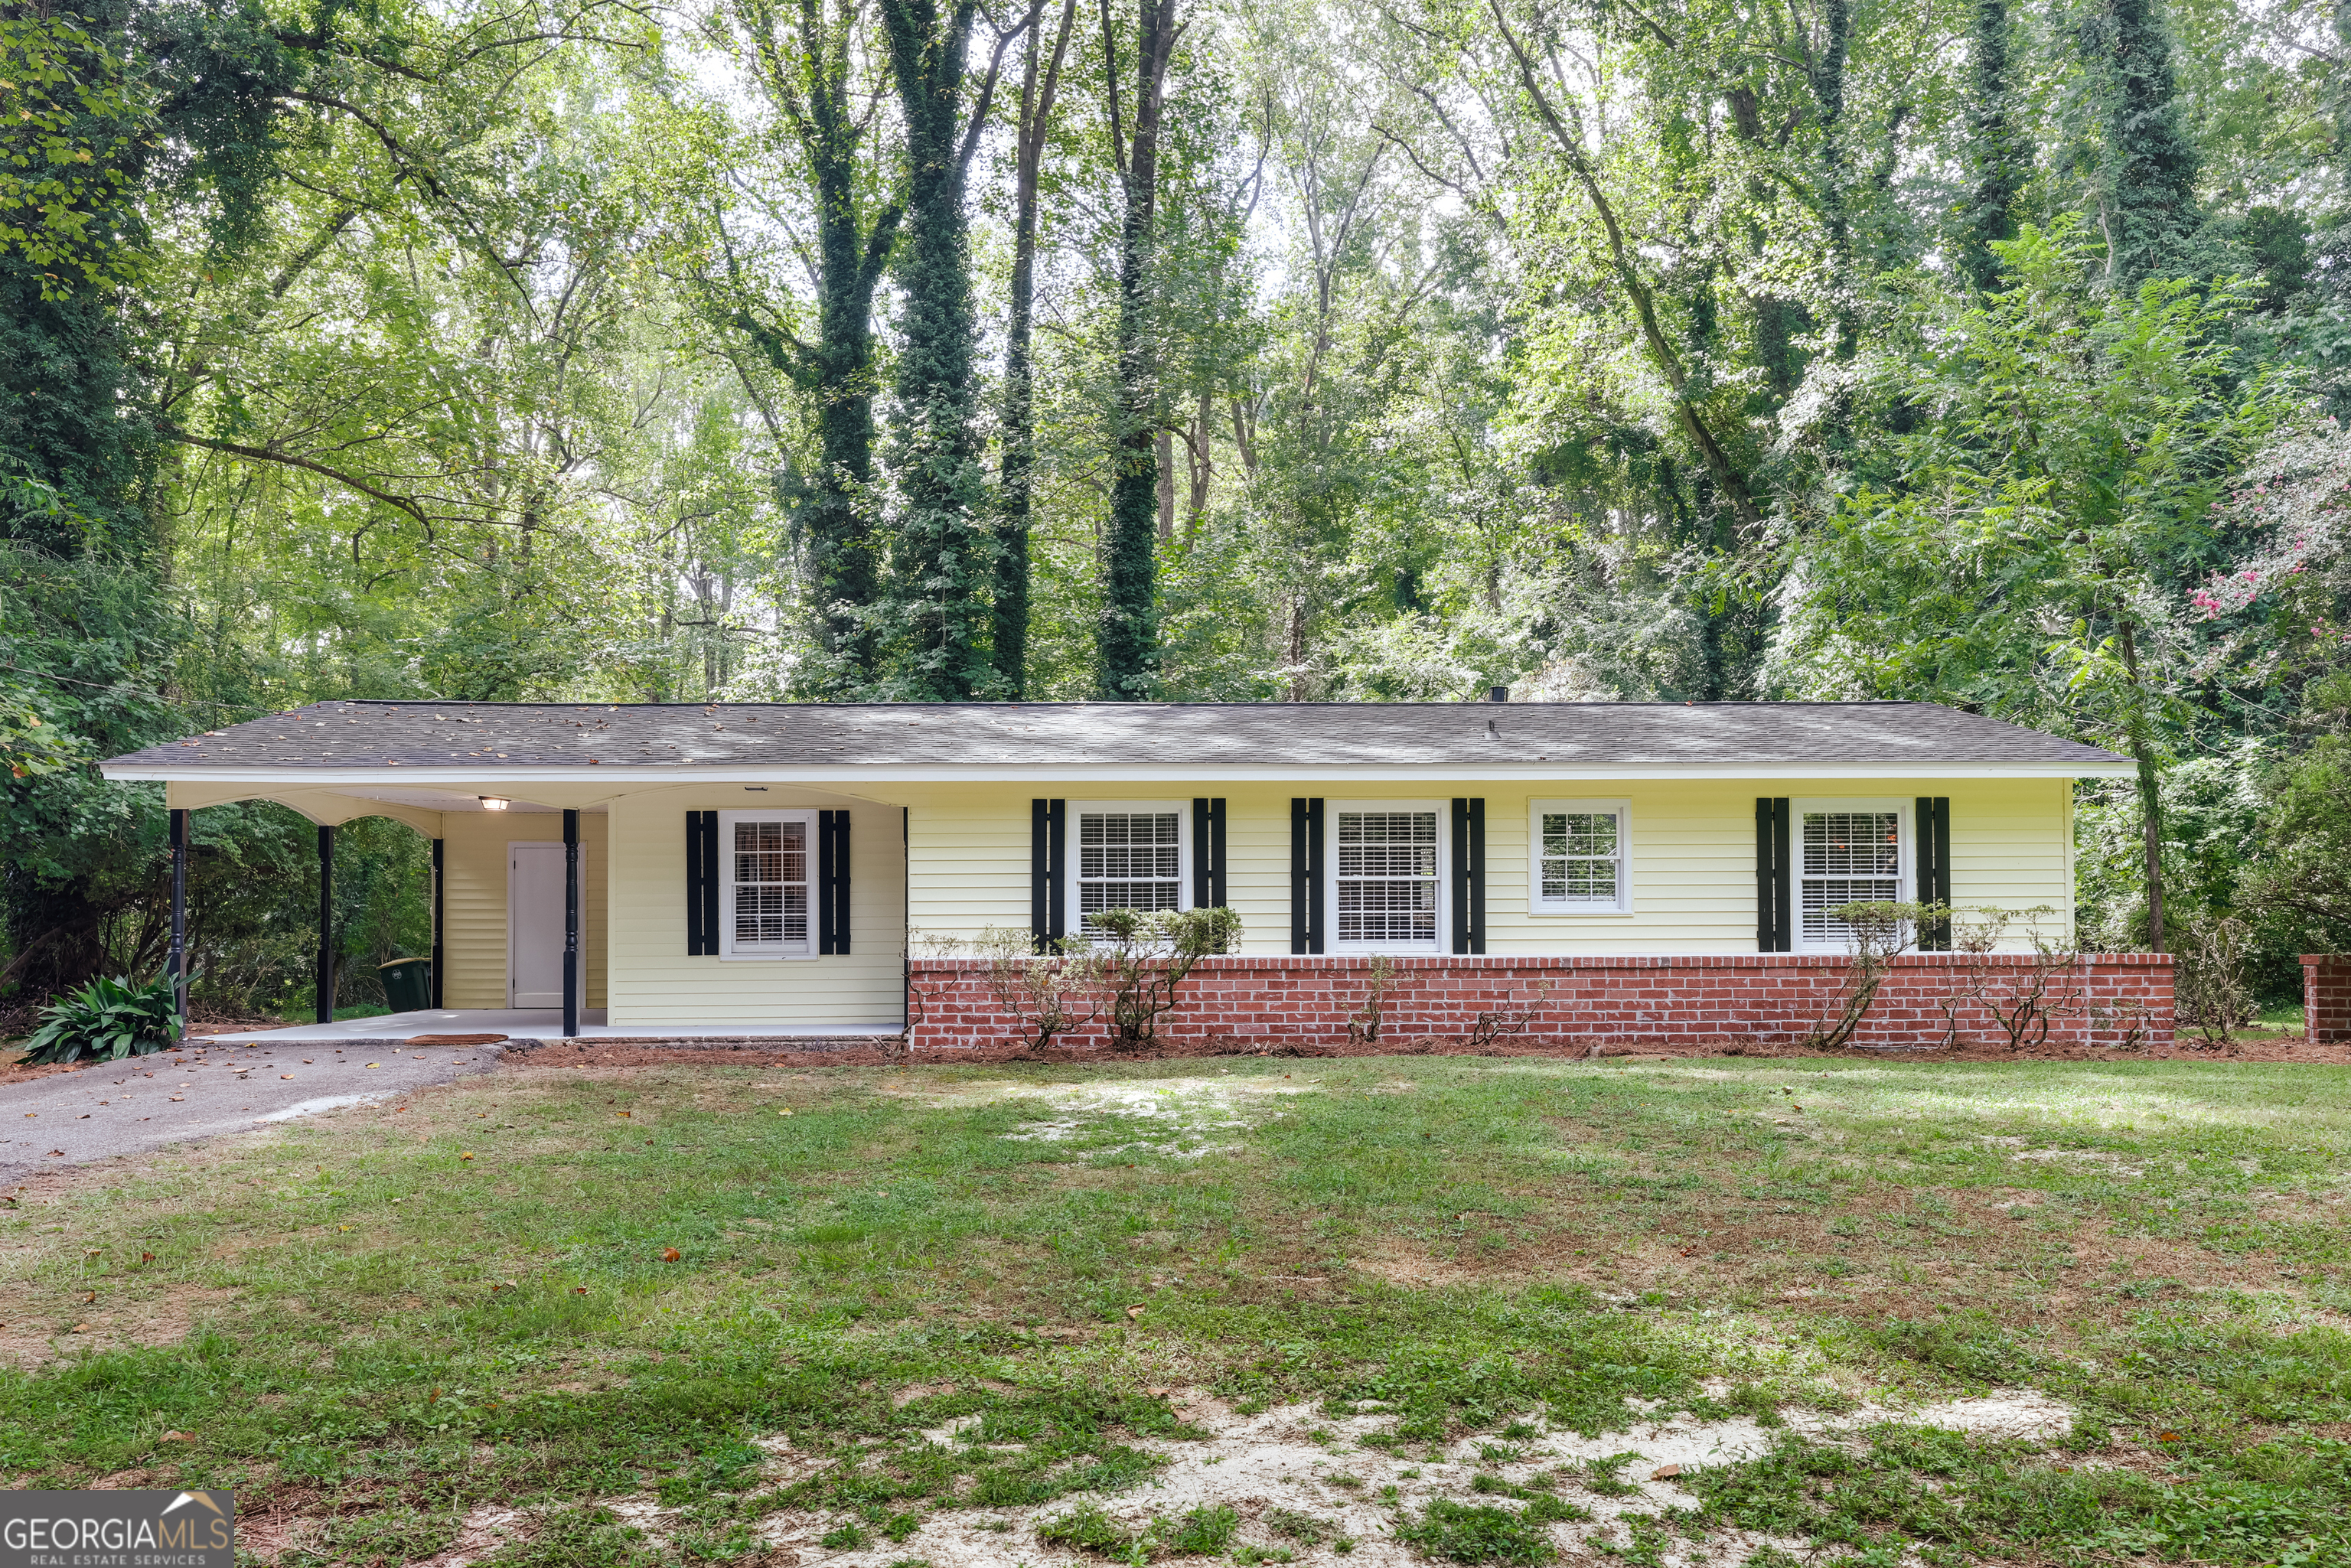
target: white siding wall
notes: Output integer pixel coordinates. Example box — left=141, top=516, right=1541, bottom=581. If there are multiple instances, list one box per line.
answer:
left=439, top=811, right=606, bottom=1008
left=605, top=787, right=906, bottom=1028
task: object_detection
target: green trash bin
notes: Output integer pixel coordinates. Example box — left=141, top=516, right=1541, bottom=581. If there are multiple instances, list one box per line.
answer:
left=379, top=956, right=432, bottom=1014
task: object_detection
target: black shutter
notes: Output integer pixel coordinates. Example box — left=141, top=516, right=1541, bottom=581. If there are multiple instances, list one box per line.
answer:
left=686, top=810, right=719, bottom=955
left=1192, top=797, right=1227, bottom=908
left=1916, top=796, right=1952, bottom=950
left=1451, top=797, right=1486, bottom=954
left=1290, top=797, right=1325, bottom=954
left=818, top=810, right=852, bottom=954
left=1031, top=799, right=1065, bottom=947
left=1756, top=797, right=1792, bottom=952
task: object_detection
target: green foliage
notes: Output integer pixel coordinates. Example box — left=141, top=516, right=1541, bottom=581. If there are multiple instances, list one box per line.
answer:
left=1396, top=1498, right=1560, bottom=1563
left=1078, top=906, right=1243, bottom=1047
left=18, top=971, right=181, bottom=1064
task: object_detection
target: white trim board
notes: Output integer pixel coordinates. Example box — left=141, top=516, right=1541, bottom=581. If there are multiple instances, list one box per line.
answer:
left=113, top=761, right=2138, bottom=788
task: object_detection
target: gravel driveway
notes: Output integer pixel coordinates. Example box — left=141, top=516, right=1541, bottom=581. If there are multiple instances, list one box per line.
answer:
left=0, top=1038, right=506, bottom=1183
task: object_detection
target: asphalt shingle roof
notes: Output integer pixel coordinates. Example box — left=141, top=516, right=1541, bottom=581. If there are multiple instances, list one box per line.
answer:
left=103, top=700, right=2129, bottom=772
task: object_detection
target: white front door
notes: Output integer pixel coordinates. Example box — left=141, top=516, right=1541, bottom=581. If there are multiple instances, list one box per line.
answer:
left=508, top=842, right=566, bottom=1008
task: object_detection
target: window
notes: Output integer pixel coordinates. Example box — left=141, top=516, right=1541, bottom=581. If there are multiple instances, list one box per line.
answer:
left=1795, top=800, right=1908, bottom=950
left=1071, top=803, right=1187, bottom=933
left=1331, top=804, right=1443, bottom=951
left=1530, top=799, right=1631, bottom=913
left=720, top=810, right=814, bottom=958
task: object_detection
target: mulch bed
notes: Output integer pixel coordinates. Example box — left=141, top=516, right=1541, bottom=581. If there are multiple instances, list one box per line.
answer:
left=497, top=1028, right=2345, bottom=1076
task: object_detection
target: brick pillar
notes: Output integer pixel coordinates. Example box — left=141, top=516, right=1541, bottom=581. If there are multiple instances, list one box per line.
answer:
left=2305, top=957, right=2351, bottom=1045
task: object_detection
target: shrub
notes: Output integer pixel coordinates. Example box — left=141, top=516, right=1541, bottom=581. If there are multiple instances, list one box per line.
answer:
left=18, top=972, right=183, bottom=1064
left=975, top=924, right=1101, bottom=1054
left=1074, top=906, right=1241, bottom=1048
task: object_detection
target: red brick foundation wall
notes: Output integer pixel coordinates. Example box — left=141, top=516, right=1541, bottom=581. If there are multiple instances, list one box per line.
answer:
left=908, top=952, right=2174, bottom=1055
left=2306, top=956, right=2351, bottom=1045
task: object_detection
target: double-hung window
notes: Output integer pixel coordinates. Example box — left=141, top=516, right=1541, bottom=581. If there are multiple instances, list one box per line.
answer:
left=1070, top=802, right=1187, bottom=934
left=1330, top=803, right=1444, bottom=952
left=720, top=808, right=815, bottom=958
left=1529, top=799, right=1631, bottom=914
left=1795, top=799, right=1908, bottom=950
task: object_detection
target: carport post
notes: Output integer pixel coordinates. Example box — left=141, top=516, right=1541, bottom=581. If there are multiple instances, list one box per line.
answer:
left=316, top=823, right=335, bottom=1024
left=168, top=808, right=188, bottom=1044
left=562, top=808, right=579, bottom=1038
left=430, top=838, right=445, bottom=1009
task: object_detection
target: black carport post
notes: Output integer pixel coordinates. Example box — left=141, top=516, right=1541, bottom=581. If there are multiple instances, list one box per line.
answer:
left=562, top=808, right=580, bottom=1038
left=430, top=838, right=445, bottom=1007
left=315, top=823, right=335, bottom=1024
left=168, top=808, right=188, bottom=1044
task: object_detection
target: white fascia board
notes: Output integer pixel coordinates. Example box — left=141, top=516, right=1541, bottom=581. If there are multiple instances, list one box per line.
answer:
left=103, top=759, right=2139, bottom=786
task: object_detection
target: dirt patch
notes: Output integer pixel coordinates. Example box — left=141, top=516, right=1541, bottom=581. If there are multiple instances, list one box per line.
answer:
left=549, top=1392, right=2079, bottom=1568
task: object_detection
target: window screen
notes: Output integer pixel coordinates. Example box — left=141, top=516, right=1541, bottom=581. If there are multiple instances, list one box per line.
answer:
left=732, top=818, right=810, bottom=950
left=1077, top=810, right=1182, bottom=929
left=1540, top=810, right=1621, bottom=905
left=1335, top=810, right=1440, bottom=946
left=1800, top=810, right=1901, bottom=945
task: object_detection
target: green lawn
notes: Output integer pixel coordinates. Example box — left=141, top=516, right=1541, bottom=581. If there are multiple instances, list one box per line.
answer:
left=6, top=1053, right=2349, bottom=1566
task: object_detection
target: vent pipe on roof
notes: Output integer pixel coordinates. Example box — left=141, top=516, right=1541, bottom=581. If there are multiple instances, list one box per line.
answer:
left=1487, top=685, right=1509, bottom=703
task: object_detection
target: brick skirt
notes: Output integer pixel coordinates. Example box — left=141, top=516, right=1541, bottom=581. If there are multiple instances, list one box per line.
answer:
left=907, top=952, right=2175, bottom=1055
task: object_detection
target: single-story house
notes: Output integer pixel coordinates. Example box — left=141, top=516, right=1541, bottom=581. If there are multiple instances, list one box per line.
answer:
left=99, top=698, right=2173, bottom=1051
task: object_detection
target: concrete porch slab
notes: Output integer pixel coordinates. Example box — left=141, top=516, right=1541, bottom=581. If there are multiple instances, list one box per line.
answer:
left=194, top=1009, right=905, bottom=1044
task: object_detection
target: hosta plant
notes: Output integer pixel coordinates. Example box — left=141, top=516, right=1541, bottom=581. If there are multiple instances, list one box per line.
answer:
left=18, top=973, right=184, bottom=1065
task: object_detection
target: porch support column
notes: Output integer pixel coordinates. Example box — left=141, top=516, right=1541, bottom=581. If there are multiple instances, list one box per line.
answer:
left=562, top=808, right=580, bottom=1038
left=430, top=838, right=445, bottom=1008
left=168, top=808, right=188, bottom=1045
left=315, top=823, right=335, bottom=1024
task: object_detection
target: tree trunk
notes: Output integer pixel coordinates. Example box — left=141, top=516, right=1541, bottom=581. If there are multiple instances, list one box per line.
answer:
left=1095, top=0, right=1179, bottom=699
left=2075, top=0, right=2199, bottom=286
left=995, top=0, right=1077, bottom=699
left=2115, top=616, right=2167, bottom=951
left=881, top=0, right=996, bottom=699
left=722, top=0, right=902, bottom=693
left=1958, top=0, right=2029, bottom=292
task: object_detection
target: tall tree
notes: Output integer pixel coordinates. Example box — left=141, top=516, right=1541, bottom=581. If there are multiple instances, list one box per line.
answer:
left=2076, top=0, right=2199, bottom=285
left=1958, top=0, right=2029, bottom=292
left=877, top=0, right=1012, bottom=698
left=993, top=0, right=1076, bottom=699
left=1095, top=0, right=1181, bottom=699
left=717, top=0, right=902, bottom=692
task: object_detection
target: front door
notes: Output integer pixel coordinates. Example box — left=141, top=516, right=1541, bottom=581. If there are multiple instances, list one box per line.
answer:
left=508, top=841, right=566, bottom=1008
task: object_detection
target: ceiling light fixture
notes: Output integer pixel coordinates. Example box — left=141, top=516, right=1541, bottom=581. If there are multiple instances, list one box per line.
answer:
left=479, top=796, right=510, bottom=812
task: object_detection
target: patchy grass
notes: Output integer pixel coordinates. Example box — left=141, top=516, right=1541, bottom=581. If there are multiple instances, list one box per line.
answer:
left=2, top=1053, right=2349, bottom=1565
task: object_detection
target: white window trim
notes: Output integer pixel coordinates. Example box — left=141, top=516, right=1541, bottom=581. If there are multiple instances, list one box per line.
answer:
left=1066, top=800, right=1192, bottom=935
left=1792, top=797, right=1912, bottom=954
left=719, top=807, right=817, bottom=960
left=1325, top=798, right=1449, bottom=955
left=1528, top=797, right=1633, bottom=915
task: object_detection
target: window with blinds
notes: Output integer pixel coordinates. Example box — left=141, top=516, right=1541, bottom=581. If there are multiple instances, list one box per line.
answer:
left=1335, top=808, right=1441, bottom=947
left=1799, top=807, right=1903, bottom=947
left=722, top=811, right=813, bottom=957
left=1075, top=807, right=1184, bottom=931
left=1531, top=800, right=1629, bottom=912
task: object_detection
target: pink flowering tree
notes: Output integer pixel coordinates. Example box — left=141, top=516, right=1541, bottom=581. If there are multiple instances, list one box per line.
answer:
left=2191, top=418, right=2351, bottom=671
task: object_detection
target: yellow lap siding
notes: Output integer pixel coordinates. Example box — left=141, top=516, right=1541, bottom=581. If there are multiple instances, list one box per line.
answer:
left=605, top=789, right=905, bottom=1029
left=439, top=812, right=606, bottom=1009
left=890, top=777, right=2074, bottom=956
